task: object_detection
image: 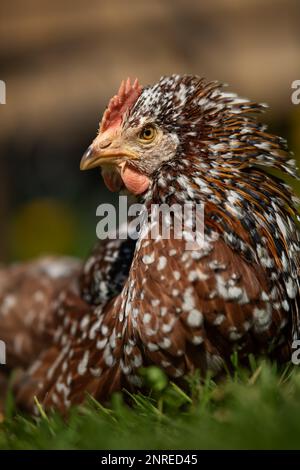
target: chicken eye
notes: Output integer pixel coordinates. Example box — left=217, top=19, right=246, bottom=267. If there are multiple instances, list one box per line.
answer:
left=138, top=125, right=156, bottom=143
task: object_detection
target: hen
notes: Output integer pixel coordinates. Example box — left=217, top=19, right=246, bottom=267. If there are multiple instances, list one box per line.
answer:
left=1, top=75, right=299, bottom=414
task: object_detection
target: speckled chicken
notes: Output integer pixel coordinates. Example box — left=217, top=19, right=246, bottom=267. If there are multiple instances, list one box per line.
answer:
left=2, top=75, right=300, bottom=414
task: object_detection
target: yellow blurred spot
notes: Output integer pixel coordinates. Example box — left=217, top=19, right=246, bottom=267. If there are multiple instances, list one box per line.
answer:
left=10, top=198, right=77, bottom=260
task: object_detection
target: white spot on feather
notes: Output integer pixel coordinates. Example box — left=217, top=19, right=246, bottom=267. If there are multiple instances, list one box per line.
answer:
left=157, top=256, right=167, bottom=271
left=187, top=309, right=203, bottom=327
left=142, top=253, right=155, bottom=265
left=77, top=351, right=90, bottom=375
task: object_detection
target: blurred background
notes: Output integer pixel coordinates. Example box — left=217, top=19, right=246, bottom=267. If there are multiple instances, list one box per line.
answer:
left=0, top=0, right=299, bottom=263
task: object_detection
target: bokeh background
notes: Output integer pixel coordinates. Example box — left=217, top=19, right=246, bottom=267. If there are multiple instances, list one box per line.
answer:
left=0, top=0, right=300, bottom=263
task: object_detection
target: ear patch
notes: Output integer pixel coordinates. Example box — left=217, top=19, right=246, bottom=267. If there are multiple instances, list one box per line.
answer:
left=100, top=78, right=142, bottom=132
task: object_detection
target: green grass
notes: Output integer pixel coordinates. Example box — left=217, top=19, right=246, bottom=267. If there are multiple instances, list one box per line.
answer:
left=1, top=359, right=300, bottom=450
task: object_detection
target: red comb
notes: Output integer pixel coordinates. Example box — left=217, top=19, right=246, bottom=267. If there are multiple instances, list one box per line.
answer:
left=100, top=78, right=142, bottom=132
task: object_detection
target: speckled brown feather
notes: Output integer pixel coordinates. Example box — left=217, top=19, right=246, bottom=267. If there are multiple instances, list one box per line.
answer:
left=7, top=74, right=300, bottom=414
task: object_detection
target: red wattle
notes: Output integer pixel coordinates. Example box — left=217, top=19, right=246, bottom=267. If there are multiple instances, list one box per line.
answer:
left=121, top=165, right=150, bottom=195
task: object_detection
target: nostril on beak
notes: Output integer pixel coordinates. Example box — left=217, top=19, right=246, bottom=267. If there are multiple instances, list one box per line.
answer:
left=100, top=141, right=112, bottom=149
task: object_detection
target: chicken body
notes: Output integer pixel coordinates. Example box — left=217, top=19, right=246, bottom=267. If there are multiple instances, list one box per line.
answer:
left=1, top=75, right=300, bottom=414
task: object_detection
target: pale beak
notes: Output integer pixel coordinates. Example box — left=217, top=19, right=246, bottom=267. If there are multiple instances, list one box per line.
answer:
left=80, top=132, right=150, bottom=195
left=80, top=146, right=99, bottom=171
left=80, top=143, right=138, bottom=171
